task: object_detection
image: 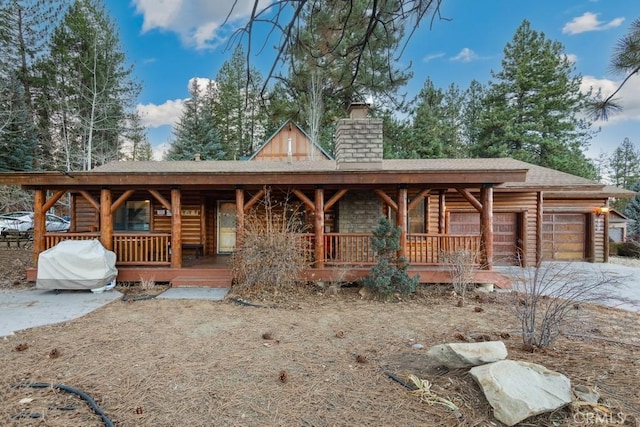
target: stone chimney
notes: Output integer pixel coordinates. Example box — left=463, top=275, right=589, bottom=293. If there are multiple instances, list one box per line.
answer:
left=335, top=103, right=383, bottom=170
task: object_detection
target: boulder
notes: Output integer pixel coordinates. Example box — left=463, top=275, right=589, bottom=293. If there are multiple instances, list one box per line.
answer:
left=426, top=341, right=507, bottom=369
left=470, top=360, right=572, bottom=426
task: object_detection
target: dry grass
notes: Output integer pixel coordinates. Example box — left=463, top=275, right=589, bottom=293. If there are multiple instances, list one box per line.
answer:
left=0, top=283, right=639, bottom=426
left=1, top=248, right=639, bottom=426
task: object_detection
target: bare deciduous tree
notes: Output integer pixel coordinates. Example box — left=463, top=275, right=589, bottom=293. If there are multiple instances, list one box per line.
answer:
left=510, top=262, right=632, bottom=349
left=225, top=0, right=446, bottom=93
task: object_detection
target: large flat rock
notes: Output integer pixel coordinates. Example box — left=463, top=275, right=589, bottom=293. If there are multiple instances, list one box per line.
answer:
left=470, top=360, right=572, bottom=426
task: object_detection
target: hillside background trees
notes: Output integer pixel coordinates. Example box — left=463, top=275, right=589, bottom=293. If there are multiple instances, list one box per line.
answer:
left=0, top=1, right=638, bottom=195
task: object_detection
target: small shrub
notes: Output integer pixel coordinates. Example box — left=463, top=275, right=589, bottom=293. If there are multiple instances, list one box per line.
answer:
left=511, top=261, right=628, bottom=349
left=231, top=188, right=310, bottom=296
left=363, top=216, right=418, bottom=299
left=616, top=240, right=640, bottom=258
left=441, top=248, right=478, bottom=302
left=139, top=275, right=156, bottom=291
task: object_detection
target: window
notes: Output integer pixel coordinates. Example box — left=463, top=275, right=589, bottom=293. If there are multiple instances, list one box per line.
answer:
left=114, top=200, right=150, bottom=231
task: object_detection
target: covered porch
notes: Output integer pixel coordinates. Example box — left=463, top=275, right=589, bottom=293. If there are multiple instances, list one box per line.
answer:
left=23, top=179, right=516, bottom=289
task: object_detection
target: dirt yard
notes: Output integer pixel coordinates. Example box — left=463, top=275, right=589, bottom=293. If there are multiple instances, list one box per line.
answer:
left=0, top=247, right=639, bottom=426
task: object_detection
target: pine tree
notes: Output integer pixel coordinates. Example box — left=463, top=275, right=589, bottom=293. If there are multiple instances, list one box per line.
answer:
left=165, top=80, right=224, bottom=161
left=42, top=0, right=140, bottom=170
left=474, top=20, right=596, bottom=178
left=609, top=137, right=640, bottom=189
left=364, top=216, right=418, bottom=299
left=286, top=0, right=411, bottom=151
left=624, top=182, right=640, bottom=236
left=213, top=45, right=266, bottom=159
left=410, top=79, right=466, bottom=158
left=0, top=76, right=36, bottom=171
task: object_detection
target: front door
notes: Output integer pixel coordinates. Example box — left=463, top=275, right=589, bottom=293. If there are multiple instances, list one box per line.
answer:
left=217, top=201, right=236, bottom=253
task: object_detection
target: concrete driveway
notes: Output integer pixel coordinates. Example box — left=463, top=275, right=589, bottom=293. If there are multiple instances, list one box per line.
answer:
left=0, top=287, right=228, bottom=337
left=496, top=261, right=640, bottom=312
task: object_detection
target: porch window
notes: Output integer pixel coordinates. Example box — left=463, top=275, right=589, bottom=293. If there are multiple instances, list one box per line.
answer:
left=389, top=198, right=425, bottom=233
left=114, top=200, right=150, bottom=231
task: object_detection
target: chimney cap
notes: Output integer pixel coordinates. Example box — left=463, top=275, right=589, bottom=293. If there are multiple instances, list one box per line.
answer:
left=348, top=102, right=370, bottom=119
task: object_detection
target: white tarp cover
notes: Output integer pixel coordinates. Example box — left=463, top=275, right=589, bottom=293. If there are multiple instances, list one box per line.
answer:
left=36, top=239, right=118, bottom=290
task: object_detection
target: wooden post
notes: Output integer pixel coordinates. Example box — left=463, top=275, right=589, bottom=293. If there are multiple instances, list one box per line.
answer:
left=235, top=187, right=245, bottom=249
left=100, top=188, right=113, bottom=250
left=314, top=187, right=325, bottom=268
left=480, top=185, right=494, bottom=270
left=171, top=188, right=182, bottom=268
left=33, top=189, right=46, bottom=265
left=536, top=192, right=543, bottom=265
left=603, top=200, right=610, bottom=263
left=397, top=186, right=408, bottom=258
left=438, top=190, right=446, bottom=234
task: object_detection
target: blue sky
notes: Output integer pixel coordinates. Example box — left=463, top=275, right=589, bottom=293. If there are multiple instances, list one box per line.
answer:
left=103, top=0, right=640, bottom=161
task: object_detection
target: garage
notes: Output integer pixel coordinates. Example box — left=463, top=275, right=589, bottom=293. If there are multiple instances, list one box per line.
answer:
left=542, top=213, right=587, bottom=260
left=449, top=212, right=521, bottom=265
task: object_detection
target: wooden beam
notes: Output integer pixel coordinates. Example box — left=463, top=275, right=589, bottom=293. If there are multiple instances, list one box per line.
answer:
left=100, top=189, right=113, bottom=250
left=480, top=186, right=494, bottom=270
left=148, top=189, right=171, bottom=211
left=236, top=188, right=245, bottom=248
left=325, top=189, right=348, bottom=212
left=536, top=192, right=543, bottom=265
left=33, top=189, right=45, bottom=265
left=244, top=189, right=265, bottom=212
left=79, top=190, right=99, bottom=211
left=456, top=188, right=483, bottom=212
left=408, top=189, right=430, bottom=211
left=374, top=189, right=398, bottom=212
left=42, top=190, right=66, bottom=213
left=397, top=187, right=408, bottom=258
left=314, top=188, right=325, bottom=268
left=438, top=190, right=446, bottom=234
left=171, top=188, right=182, bottom=268
left=292, top=189, right=315, bottom=211
left=111, top=189, right=136, bottom=214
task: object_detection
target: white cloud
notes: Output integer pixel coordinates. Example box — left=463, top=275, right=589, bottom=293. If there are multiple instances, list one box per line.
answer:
left=562, top=12, right=624, bottom=35
left=581, top=75, right=640, bottom=125
left=451, top=48, right=478, bottom=63
left=132, top=0, right=271, bottom=49
left=136, top=99, right=185, bottom=128
left=188, top=77, right=216, bottom=94
left=153, top=142, right=171, bottom=161
left=422, top=53, right=445, bottom=63
left=563, top=53, right=578, bottom=64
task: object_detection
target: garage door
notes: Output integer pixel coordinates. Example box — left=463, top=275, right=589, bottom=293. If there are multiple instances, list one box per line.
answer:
left=449, top=212, right=520, bottom=265
left=542, top=213, right=586, bottom=260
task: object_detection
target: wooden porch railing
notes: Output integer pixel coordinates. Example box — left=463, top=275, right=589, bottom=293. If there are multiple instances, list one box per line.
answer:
left=319, top=233, right=481, bottom=266
left=406, top=234, right=481, bottom=265
left=113, top=233, right=171, bottom=265
left=43, top=232, right=171, bottom=266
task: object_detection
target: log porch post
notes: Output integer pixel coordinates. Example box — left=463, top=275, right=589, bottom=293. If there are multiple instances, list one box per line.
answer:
left=171, top=187, right=182, bottom=268
left=480, top=185, right=494, bottom=270
left=235, top=187, right=245, bottom=248
left=603, top=199, right=610, bottom=263
left=100, top=188, right=113, bottom=250
left=438, top=190, right=446, bottom=234
left=397, top=186, right=408, bottom=258
left=536, top=191, right=543, bottom=265
left=314, top=187, right=325, bottom=268
left=32, top=189, right=46, bottom=265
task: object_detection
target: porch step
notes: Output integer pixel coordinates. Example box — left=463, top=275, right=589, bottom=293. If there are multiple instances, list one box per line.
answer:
left=171, top=275, right=232, bottom=288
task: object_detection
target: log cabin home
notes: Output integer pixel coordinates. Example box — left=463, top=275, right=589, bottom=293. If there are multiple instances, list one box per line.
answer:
left=0, top=104, right=634, bottom=288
